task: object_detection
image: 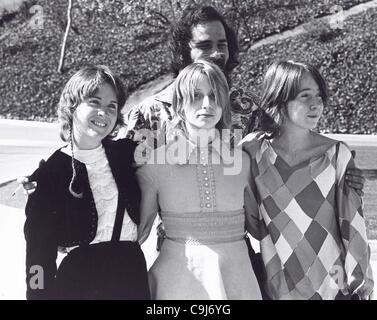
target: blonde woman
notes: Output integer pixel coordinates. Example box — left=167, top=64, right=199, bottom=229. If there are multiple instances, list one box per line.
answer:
left=137, top=60, right=262, bottom=300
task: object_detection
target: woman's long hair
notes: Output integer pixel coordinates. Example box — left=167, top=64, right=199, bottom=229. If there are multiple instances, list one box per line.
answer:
left=259, top=60, right=328, bottom=137
left=170, top=59, right=232, bottom=141
left=56, top=65, right=127, bottom=198
left=57, top=65, right=127, bottom=142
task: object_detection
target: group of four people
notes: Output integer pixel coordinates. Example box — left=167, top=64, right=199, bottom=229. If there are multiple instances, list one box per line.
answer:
left=23, top=5, right=373, bottom=300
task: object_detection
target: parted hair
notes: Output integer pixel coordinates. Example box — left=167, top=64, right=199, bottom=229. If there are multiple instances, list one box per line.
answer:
left=57, top=65, right=127, bottom=142
left=56, top=65, right=127, bottom=198
left=171, top=59, right=231, bottom=136
left=259, top=60, right=328, bottom=137
left=169, top=5, right=239, bottom=77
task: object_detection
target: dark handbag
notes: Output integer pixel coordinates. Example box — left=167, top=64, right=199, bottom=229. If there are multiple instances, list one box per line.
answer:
left=245, top=235, right=271, bottom=300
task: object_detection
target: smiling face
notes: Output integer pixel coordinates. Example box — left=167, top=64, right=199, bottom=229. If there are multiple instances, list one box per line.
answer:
left=283, top=72, right=324, bottom=131
left=183, top=75, right=223, bottom=131
left=189, top=20, right=229, bottom=70
left=73, top=82, right=118, bottom=148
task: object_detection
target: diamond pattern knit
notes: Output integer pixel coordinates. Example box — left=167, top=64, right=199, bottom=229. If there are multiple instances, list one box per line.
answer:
left=243, top=133, right=373, bottom=300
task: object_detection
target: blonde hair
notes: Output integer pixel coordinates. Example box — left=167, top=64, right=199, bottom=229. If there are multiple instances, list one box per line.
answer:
left=260, top=60, right=328, bottom=136
left=171, top=59, right=231, bottom=137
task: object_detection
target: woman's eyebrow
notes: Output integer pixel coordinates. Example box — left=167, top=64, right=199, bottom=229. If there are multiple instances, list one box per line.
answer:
left=299, top=88, right=321, bottom=94
left=91, top=96, right=117, bottom=104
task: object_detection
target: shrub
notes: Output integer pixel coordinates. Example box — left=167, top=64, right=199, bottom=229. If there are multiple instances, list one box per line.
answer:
left=0, top=0, right=375, bottom=134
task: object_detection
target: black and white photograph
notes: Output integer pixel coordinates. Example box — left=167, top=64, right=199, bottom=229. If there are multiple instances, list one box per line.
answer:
left=0, top=0, right=377, bottom=304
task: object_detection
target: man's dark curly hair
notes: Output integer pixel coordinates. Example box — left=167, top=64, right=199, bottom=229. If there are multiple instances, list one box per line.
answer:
left=169, top=5, right=239, bottom=77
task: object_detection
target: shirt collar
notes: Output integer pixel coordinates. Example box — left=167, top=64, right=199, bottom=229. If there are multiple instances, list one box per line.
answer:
left=166, top=130, right=227, bottom=165
left=187, top=134, right=222, bottom=158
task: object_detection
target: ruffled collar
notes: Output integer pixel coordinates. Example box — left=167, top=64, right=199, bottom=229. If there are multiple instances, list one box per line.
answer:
left=61, top=143, right=106, bottom=165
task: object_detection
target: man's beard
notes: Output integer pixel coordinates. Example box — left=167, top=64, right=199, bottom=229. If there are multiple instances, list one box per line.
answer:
left=210, top=57, right=227, bottom=73
left=209, top=57, right=231, bottom=86
left=187, top=57, right=231, bottom=85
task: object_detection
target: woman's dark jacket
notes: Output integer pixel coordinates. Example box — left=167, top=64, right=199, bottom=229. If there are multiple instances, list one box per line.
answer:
left=24, top=138, right=141, bottom=300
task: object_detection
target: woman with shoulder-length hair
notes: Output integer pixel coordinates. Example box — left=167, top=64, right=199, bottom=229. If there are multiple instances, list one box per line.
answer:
left=24, top=65, right=150, bottom=300
left=242, top=60, right=373, bottom=300
left=137, top=60, right=262, bottom=300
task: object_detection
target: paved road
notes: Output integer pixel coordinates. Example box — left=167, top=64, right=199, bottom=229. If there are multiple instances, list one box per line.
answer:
left=0, top=120, right=62, bottom=184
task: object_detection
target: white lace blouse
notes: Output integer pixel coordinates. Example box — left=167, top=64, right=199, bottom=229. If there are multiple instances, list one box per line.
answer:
left=62, top=144, right=137, bottom=244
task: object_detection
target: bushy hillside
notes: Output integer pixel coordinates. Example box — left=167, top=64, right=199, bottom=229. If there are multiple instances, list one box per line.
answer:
left=235, top=7, right=377, bottom=134
left=0, top=0, right=375, bottom=134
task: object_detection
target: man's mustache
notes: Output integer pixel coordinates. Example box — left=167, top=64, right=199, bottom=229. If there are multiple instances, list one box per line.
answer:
left=210, top=57, right=226, bottom=70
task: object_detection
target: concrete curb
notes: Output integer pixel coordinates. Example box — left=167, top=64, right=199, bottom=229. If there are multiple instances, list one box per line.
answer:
left=1, top=119, right=376, bottom=144
left=0, top=119, right=58, bottom=128
left=0, top=119, right=376, bottom=184
left=326, top=134, right=377, bottom=147
left=0, top=139, right=62, bottom=147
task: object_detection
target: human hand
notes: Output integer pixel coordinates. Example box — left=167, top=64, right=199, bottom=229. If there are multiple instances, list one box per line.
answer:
left=156, top=222, right=166, bottom=252
left=12, top=159, right=45, bottom=196
left=134, top=141, right=152, bottom=166
left=346, top=150, right=364, bottom=196
left=345, top=168, right=366, bottom=196
left=14, top=176, right=37, bottom=196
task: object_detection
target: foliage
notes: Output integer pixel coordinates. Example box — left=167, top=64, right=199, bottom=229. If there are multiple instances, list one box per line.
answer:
left=0, top=0, right=375, bottom=134
left=234, top=8, right=377, bottom=134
